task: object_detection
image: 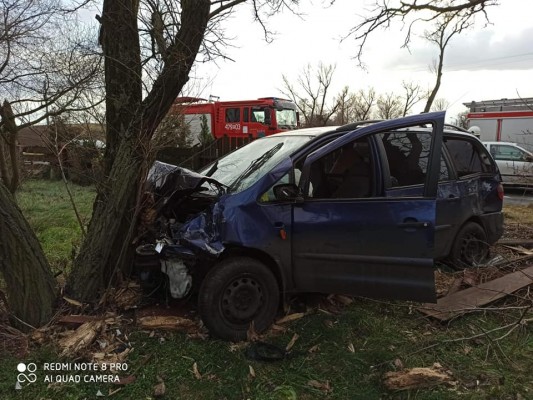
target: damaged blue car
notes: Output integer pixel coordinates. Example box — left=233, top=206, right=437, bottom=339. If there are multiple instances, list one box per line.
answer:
left=135, top=111, right=504, bottom=341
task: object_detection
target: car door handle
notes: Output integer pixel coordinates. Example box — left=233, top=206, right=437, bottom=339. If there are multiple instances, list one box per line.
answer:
left=397, top=220, right=430, bottom=229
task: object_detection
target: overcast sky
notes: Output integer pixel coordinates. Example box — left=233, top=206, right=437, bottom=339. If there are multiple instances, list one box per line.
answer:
left=191, top=0, right=533, bottom=122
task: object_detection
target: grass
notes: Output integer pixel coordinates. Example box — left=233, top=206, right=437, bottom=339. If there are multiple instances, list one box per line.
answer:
left=503, top=204, right=533, bottom=225
left=1, top=301, right=531, bottom=399
left=15, top=179, right=96, bottom=274
left=1, top=179, right=532, bottom=399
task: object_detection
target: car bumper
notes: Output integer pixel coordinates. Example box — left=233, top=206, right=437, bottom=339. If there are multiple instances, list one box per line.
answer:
left=479, top=212, right=504, bottom=245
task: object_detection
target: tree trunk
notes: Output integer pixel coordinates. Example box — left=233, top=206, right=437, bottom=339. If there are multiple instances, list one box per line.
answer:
left=424, top=42, right=445, bottom=113
left=66, top=138, right=144, bottom=300
left=0, top=182, right=57, bottom=330
left=0, top=100, right=21, bottom=193
left=67, top=0, right=211, bottom=302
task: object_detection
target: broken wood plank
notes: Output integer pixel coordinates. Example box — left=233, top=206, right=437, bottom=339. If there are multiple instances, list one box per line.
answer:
left=497, top=239, right=533, bottom=246
left=502, top=245, right=533, bottom=255
left=57, top=315, right=105, bottom=326
left=383, top=363, right=454, bottom=391
left=419, top=265, right=533, bottom=321
left=137, top=316, right=198, bottom=333
left=492, top=253, right=533, bottom=268
left=58, top=321, right=103, bottom=357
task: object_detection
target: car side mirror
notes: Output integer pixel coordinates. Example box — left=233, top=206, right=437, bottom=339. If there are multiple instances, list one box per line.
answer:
left=524, top=155, right=533, bottom=162
left=273, top=183, right=303, bottom=202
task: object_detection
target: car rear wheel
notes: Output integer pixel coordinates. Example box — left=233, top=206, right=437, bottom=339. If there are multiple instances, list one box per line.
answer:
left=450, top=222, right=489, bottom=269
left=198, top=257, right=279, bottom=341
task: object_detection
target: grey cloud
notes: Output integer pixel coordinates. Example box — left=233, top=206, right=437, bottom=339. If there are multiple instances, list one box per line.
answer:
left=387, top=28, right=533, bottom=71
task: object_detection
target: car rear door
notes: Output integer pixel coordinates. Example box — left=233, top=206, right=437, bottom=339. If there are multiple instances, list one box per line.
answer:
left=290, top=112, right=445, bottom=302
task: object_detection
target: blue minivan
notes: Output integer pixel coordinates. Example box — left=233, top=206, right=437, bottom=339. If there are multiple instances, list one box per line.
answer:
left=137, top=111, right=504, bottom=340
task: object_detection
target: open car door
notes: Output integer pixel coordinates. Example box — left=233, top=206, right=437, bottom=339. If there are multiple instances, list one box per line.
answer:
left=291, top=112, right=445, bottom=302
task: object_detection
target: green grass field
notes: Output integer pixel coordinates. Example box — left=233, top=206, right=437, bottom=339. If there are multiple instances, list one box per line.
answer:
left=16, top=179, right=96, bottom=275
left=0, top=179, right=531, bottom=399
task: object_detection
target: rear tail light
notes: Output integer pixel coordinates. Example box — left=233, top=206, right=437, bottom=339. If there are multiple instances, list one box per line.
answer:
left=497, top=183, right=504, bottom=201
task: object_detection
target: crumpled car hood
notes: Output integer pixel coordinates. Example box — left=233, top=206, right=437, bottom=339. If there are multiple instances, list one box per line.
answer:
left=145, top=161, right=226, bottom=258
left=147, top=161, right=224, bottom=198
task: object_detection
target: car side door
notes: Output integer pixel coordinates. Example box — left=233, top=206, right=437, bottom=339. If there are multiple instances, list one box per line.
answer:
left=489, top=143, right=533, bottom=185
left=290, top=112, right=445, bottom=303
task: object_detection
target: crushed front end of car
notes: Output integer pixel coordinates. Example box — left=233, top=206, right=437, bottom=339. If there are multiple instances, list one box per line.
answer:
left=133, top=161, right=227, bottom=299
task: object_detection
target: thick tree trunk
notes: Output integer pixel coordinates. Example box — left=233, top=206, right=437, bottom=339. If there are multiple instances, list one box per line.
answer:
left=0, top=183, right=57, bottom=330
left=0, top=100, right=21, bottom=193
left=67, top=0, right=211, bottom=302
left=99, top=0, right=142, bottom=177
left=66, top=138, right=144, bottom=300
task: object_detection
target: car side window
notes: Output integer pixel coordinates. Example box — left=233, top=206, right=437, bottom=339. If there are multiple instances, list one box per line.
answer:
left=251, top=107, right=266, bottom=123
left=490, top=144, right=528, bottom=161
left=380, top=131, right=431, bottom=187
left=306, top=137, right=373, bottom=199
left=225, top=108, right=240, bottom=123
left=445, top=138, right=494, bottom=177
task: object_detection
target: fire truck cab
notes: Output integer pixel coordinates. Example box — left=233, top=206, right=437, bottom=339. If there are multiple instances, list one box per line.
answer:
left=173, top=97, right=299, bottom=144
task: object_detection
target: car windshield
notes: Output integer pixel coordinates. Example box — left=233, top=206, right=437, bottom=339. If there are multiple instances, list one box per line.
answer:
left=199, top=135, right=312, bottom=194
left=276, top=109, right=298, bottom=130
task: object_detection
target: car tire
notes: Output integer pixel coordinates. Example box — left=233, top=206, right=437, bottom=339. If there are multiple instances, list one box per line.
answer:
left=198, top=257, right=279, bottom=341
left=449, top=222, right=489, bottom=269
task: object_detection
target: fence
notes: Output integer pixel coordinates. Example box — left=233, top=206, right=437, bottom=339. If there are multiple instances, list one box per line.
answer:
left=156, top=136, right=255, bottom=171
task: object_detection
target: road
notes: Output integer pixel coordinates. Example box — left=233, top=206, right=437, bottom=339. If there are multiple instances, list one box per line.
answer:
left=503, top=189, right=533, bottom=206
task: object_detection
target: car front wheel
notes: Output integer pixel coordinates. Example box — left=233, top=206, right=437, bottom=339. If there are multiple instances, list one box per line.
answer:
left=450, top=222, right=489, bottom=269
left=198, top=257, right=279, bottom=341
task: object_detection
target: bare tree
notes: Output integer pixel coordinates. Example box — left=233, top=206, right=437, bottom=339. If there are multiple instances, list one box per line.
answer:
left=401, top=81, right=425, bottom=116
left=422, top=13, right=472, bottom=112
left=333, top=86, right=353, bottom=126
left=0, top=0, right=102, bottom=329
left=345, top=0, right=497, bottom=63
left=376, top=92, right=402, bottom=119
left=431, top=98, right=450, bottom=112
left=351, top=88, right=377, bottom=121
left=66, top=0, right=300, bottom=302
left=0, top=0, right=103, bottom=192
left=281, top=63, right=340, bottom=127
left=454, top=110, right=469, bottom=129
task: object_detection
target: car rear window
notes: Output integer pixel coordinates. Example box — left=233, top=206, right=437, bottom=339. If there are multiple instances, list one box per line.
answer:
left=445, top=138, right=495, bottom=177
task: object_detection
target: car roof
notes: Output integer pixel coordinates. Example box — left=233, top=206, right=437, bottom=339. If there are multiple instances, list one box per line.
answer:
left=271, top=122, right=477, bottom=141
left=272, top=126, right=339, bottom=137
left=483, top=141, right=518, bottom=145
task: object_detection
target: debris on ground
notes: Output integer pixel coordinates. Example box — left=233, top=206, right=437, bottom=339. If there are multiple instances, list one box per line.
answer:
left=383, top=363, right=455, bottom=391
left=0, top=324, right=28, bottom=358
left=420, top=264, right=533, bottom=321
left=110, top=282, right=143, bottom=310
left=153, top=375, right=166, bottom=397
left=137, top=315, right=198, bottom=333
left=307, top=379, right=332, bottom=394
left=276, top=312, right=305, bottom=325
left=58, top=320, right=104, bottom=357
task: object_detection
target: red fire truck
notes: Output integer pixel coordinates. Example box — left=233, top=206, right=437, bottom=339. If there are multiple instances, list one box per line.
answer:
left=463, top=98, right=533, bottom=151
left=172, top=97, right=299, bottom=144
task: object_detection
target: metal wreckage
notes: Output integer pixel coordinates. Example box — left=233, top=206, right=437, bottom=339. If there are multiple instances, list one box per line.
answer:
left=132, top=112, right=504, bottom=341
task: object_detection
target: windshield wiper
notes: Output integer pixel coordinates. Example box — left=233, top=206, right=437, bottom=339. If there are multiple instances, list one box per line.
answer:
left=229, top=143, right=284, bottom=192
left=204, top=160, right=218, bottom=177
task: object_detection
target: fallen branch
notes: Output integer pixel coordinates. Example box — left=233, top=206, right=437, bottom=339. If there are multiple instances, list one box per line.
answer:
left=372, top=314, right=532, bottom=369
left=383, top=363, right=454, bottom=391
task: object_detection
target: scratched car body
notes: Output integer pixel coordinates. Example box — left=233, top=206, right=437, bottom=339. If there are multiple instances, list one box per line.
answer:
left=135, top=112, right=504, bottom=341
